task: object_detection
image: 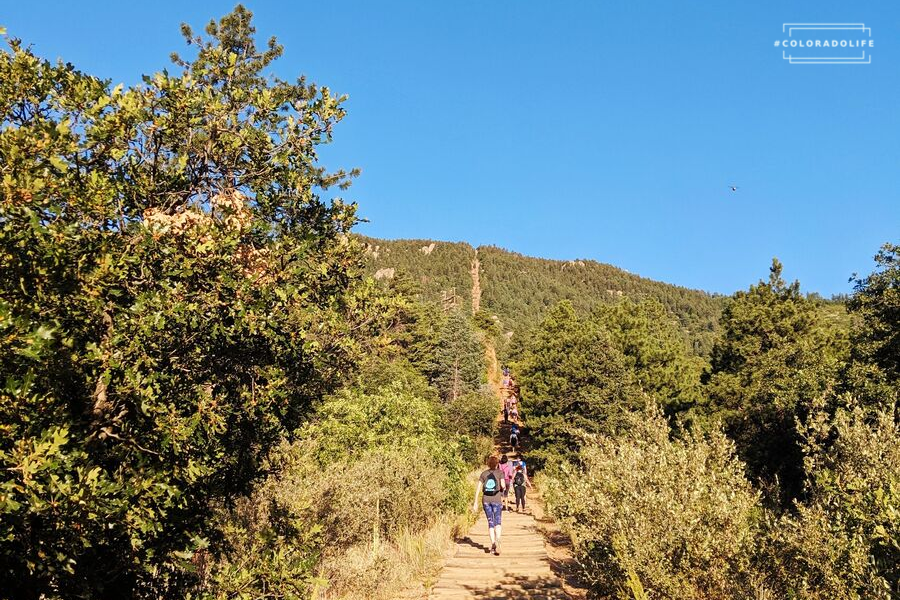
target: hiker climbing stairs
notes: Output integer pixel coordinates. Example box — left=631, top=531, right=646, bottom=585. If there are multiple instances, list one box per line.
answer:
left=428, top=509, right=567, bottom=599
left=429, top=372, right=573, bottom=600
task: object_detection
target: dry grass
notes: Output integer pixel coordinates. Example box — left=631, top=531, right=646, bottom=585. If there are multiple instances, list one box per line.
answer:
left=314, top=470, right=479, bottom=600
left=315, top=514, right=466, bottom=600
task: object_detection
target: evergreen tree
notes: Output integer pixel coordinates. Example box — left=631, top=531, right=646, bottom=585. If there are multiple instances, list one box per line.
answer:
left=429, top=310, right=484, bottom=402
left=846, top=242, right=900, bottom=410
left=517, top=301, right=642, bottom=462
left=591, top=298, right=704, bottom=416
left=701, top=259, right=842, bottom=501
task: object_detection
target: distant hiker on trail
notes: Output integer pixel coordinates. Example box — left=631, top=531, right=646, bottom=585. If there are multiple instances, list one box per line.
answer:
left=509, top=424, right=520, bottom=451
left=499, top=454, right=514, bottom=511
left=473, top=456, right=506, bottom=555
left=513, top=464, right=529, bottom=512
left=503, top=400, right=509, bottom=424
left=507, top=395, right=518, bottom=422
left=518, top=457, right=533, bottom=486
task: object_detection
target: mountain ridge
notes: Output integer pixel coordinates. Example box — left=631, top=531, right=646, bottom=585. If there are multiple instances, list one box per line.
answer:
left=359, top=236, right=724, bottom=355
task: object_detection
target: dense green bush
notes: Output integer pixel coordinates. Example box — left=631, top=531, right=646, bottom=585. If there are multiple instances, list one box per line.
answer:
left=0, top=8, right=373, bottom=598
left=442, top=390, right=497, bottom=467
left=205, top=379, right=469, bottom=598
left=764, top=403, right=899, bottom=600
left=443, top=390, right=497, bottom=438
left=544, top=405, right=762, bottom=600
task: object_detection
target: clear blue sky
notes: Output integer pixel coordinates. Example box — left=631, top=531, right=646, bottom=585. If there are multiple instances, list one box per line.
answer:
left=4, top=1, right=898, bottom=295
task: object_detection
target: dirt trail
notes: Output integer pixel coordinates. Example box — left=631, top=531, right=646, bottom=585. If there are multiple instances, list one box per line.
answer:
left=429, top=383, right=585, bottom=599
left=431, top=260, right=586, bottom=598
left=470, top=249, right=481, bottom=314
left=484, top=340, right=502, bottom=399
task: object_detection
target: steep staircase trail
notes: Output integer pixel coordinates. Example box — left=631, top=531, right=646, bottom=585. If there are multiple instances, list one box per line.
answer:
left=429, top=384, right=572, bottom=600
left=470, top=249, right=481, bottom=314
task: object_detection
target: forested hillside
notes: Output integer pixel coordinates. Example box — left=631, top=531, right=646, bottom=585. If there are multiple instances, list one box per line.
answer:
left=361, top=237, right=476, bottom=311
left=360, top=236, right=725, bottom=355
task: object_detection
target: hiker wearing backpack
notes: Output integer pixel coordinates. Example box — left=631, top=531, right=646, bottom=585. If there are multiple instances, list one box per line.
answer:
left=507, top=395, right=519, bottom=423
left=509, top=424, right=520, bottom=452
left=473, top=455, right=506, bottom=555
left=518, top=457, right=533, bottom=486
left=513, top=464, right=530, bottom=512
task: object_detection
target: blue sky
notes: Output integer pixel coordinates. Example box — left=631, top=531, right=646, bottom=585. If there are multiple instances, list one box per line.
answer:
left=4, top=1, right=898, bottom=295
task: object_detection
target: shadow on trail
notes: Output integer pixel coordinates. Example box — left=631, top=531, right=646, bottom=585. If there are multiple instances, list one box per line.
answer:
left=546, top=546, right=589, bottom=596
left=461, top=574, right=570, bottom=599
left=459, top=535, right=491, bottom=554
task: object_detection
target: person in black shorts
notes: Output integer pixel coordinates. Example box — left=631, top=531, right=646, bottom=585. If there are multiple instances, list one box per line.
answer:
left=513, top=464, right=530, bottom=512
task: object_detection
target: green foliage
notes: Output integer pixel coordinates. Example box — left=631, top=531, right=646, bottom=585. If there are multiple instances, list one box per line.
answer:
left=543, top=405, right=762, bottom=599
left=299, top=383, right=455, bottom=467
left=846, top=242, right=900, bottom=409
left=354, top=355, right=438, bottom=403
left=516, top=301, right=644, bottom=463
left=0, top=7, right=374, bottom=597
left=591, top=298, right=704, bottom=415
left=700, top=259, right=846, bottom=501
left=441, top=390, right=497, bottom=465
left=206, top=379, right=469, bottom=599
left=442, top=390, right=497, bottom=439
left=427, top=310, right=485, bottom=402
left=473, top=309, right=502, bottom=337
left=765, top=403, right=899, bottom=599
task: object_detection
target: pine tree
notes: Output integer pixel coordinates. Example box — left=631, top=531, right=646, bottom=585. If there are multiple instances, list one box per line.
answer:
left=846, top=242, right=900, bottom=410
left=517, top=301, right=642, bottom=462
left=591, top=298, right=704, bottom=416
left=702, top=259, right=842, bottom=501
left=429, top=310, right=485, bottom=402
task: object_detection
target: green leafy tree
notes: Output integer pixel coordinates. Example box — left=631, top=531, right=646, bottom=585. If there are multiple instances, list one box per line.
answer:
left=0, top=7, right=373, bottom=598
left=517, top=301, right=643, bottom=463
left=701, top=259, right=843, bottom=501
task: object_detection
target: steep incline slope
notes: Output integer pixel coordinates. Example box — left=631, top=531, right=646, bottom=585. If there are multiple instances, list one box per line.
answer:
left=359, top=236, right=724, bottom=355
left=477, top=245, right=723, bottom=355
left=362, top=236, right=476, bottom=312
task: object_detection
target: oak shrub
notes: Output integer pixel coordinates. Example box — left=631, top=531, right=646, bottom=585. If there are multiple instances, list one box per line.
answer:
left=543, top=405, right=761, bottom=599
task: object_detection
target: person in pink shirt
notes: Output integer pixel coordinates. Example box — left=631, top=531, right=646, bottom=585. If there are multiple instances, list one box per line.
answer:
left=499, top=454, right=515, bottom=511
